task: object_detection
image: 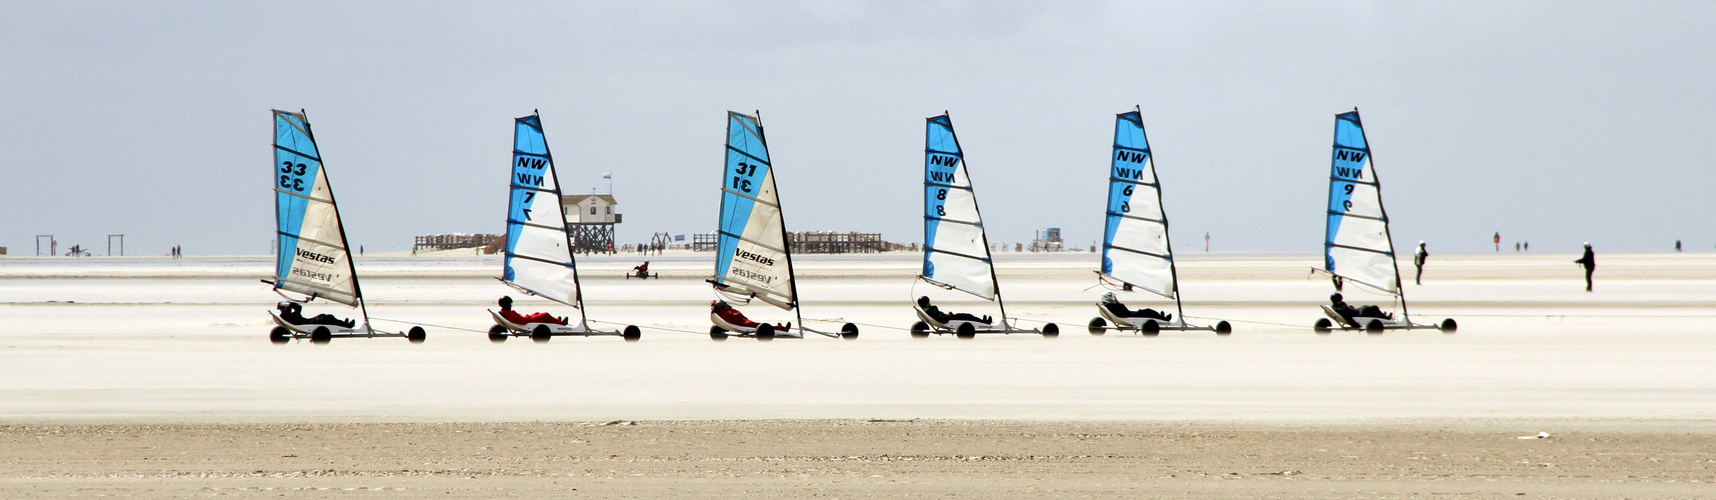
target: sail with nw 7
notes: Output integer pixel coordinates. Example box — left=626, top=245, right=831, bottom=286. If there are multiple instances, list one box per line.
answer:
left=272, top=109, right=360, bottom=306
left=713, top=111, right=795, bottom=310
left=922, top=114, right=997, bottom=300
left=502, top=113, right=580, bottom=307
left=1101, top=110, right=1176, bottom=298
left=1323, top=110, right=1400, bottom=294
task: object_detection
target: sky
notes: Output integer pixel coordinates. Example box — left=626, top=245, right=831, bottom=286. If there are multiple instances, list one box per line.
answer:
left=2, top=1, right=1712, bottom=256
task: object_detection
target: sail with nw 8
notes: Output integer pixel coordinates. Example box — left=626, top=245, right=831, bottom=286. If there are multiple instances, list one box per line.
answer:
left=272, top=109, right=360, bottom=306
left=502, top=113, right=581, bottom=307
left=1323, top=110, right=1400, bottom=294
left=1101, top=110, right=1176, bottom=298
left=922, top=114, right=997, bottom=300
left=714, top=111, right=795, bottom=310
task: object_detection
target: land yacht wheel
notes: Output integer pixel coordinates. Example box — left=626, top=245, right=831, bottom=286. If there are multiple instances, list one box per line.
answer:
left=532, top=325, right=553, bottom=343
left=910, top=321, right=930, bottom=339
left=840, top=323, right=859, bottom=340
left=955, top=323, right=976, bottom=339
left=1313, top=318, right=1332, bottom=334
left=488, top=324, right=509, bottom=343
left=623, top=325, right=642, bottom=342
left=1215, top=321, right=1233, bottom=335
left=709, top=326, right=728, bottom=342
left=1087, top=317, right=1106, bottom=335
left=1140, top=320, right=1160, bottom=336
left=407, top=326, right=426, bottom=344
left=756, top=324, right=775, bottom=342
left=1439, top=318, right=1458, bottom=334
left=269, top=327, right=291, bottom=345
left=1041, top=323, right=1059, bottom=338
left=310, top=327, right=332, bottom=344
left=1365, top=320, right=1384, bottom=334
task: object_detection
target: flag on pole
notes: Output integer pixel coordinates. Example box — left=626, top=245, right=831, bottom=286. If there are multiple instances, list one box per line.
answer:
left=602, top=172, right=612, bottom=179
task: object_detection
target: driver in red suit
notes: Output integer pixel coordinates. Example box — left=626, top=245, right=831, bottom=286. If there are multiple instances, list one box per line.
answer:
left=711, top=300, right=787, bottom=332
left=497, top=296, right=567, bottom=325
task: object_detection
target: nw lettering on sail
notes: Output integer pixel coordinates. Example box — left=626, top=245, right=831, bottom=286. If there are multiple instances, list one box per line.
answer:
left=1112, top=166, right=1144, bottom=180
left=514, top=157, right=547, bottom=186
left=1332, top=149, right=1367, bottom=180
left=1114, top=150, right=1147, bottom=164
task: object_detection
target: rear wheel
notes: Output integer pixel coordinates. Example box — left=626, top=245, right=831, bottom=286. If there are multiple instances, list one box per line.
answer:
left=1141, top=320, right=1160, bottom=336
left=709, top=326, right=728, bottom=342
left=1087, top=317, right=1106, bottom=335
left=910, top=321, right=930, bottom=339
left=1313, top=318, right=1332, bottom=334
left=840, top=323, right=859, bottom=340
left=488, top=324, right=509, bottom=343
left=1215, top=321, right=1233, bottom=335
left=1439, top=318, right=1458, bottom=334
left=310, top=326, right=332, bottom=345
left=1041, top=323, right=1059, bottom=338
left=408, top=326, right=426, bottom=344
left=756, top=324, right=775, bottom=342
left=269, top=327, right=291, bottom=345
left=1365, top=320, right=1384, bottom=334
left=956, top=323, right=976, bottom=339
left=623, top=325, right=642, bottom=342
left=532, top=325, right=552, bottom=343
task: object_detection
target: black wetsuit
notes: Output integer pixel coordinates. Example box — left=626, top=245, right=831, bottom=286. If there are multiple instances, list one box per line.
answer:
left=1574, top=248, right=1595, bottom=292
left=1331, top=302, right=1389, bottom=326
left=280, top=310, right=355, bottom=328
left=924, top=305, right=986, bottom=324
left=1103, top=302, right=1170, bottom=321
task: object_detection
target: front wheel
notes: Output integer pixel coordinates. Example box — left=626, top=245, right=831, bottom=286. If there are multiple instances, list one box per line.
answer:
left=840, top=323, right=859, bottom=341
left=408, top=326, right=426, bottom=344
left=269, top=327, right=291, bottom=345
left=488, top=324, right=509, bottom=343
left=1040, top=323, right=1059, bottom=338
left=1313, top=318, right=1332, bottom=334
left=1087, top=317, right=1106, bottom=335
left=623, top=325, right=642, bottom=342
left=1439, top=318, right=1458, bottom=334
left=532, top=325, right=553, bottom=343
left=910, top=321, right=930, bottom=339
left=1215, top=321, right=1233, bottom=335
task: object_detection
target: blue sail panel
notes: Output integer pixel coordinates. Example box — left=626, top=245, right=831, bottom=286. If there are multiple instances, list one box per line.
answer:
left=271, top=110, right=358, bottom=306
left=1100, top=110, right=1174, bottom=298
left=921, top=114, right=996, bottom=300
left=714, top=111, right=794, bottom=309
left=1323, top=111, right=1398, bottom=293
left=501, top=114, right=579, bottom=307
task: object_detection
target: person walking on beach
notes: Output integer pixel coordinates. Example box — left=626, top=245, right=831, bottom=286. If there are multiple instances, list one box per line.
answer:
left=1574, top=243, right=1596, bottom=292
left=1676, top=240, right=1683, bottom=252
left=1413, top=241, right=1428, bottom=285
left=1494, top=232, right=1501, bottom=252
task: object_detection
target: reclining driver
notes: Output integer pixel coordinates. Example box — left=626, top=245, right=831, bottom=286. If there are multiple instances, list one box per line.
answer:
left=916, top=296, right=991, bottom=325
left=1098, top=292, right=1171, bottom=322
left=276, top=301, right=355, bottom=328
left=711, top=300, right=788, bottom=332
left=1329, top=293, right=1391, bottom=326
left=497, top=296, right=568, bottom=326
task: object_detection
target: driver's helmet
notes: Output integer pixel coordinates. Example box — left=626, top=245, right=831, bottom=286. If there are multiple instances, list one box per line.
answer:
left=1099, top=292, right=1117, bottom=304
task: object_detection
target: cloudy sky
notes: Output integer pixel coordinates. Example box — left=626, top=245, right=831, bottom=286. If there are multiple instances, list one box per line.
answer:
left=2, top=1, right=1711, bottom=256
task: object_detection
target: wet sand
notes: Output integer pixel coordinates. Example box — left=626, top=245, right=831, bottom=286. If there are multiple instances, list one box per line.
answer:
left=1, top=252, right=1713, bottom=497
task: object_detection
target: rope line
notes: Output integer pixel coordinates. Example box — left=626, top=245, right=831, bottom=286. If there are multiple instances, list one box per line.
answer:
left=367, top=317, right=489, bottom=334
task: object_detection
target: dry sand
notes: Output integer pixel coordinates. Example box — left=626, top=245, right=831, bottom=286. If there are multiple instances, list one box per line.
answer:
left=1, top=252, right=1713, bottom=497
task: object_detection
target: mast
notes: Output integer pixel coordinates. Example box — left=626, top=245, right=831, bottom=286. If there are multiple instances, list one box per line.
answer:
left=754, top=111, right=807, bottom=331
left=1134, top=106, right=1186, bottom=322
left=1350, top=108, right=1411, bottom=321
left=537, top=109, right=590, bottom=326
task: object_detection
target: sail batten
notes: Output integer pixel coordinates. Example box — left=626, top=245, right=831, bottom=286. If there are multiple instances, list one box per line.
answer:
left=272, top=109, right=360, bottom=307
left=501, top=114, right=581, bottom=309
left=1322, top=110, right=1401, bottom=295
left=921, top=114, right=999, bottom=301
left=1100, top=110, right=1177, bottom=300
left=714, top=111, right=797, bottom=311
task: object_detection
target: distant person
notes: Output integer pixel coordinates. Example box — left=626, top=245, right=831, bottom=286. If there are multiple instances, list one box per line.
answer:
left=632, top=261, right=650, bottom=278
left=1494, top=232, right=1501, bottom=252
left=1099, top=292, right=1170, bottom=321
left=1574, top=243, right=1596, bottom=292
left=1515, top=242, right=1520, bottom=252
left=276, top=301, right=355, bottom=328
left=1413, top=241, right=1428, bottom=285
left=496, top=296, right=567, bottom=325
left=711, top=301, right=787, bottom=331
left=1676, top=240, right=1683, bottom=252
left=916, top=296, right=991, bottom=324
left=1524, top=241, right=1529, bottom=252
left=1329, top=293, right=1390, bottom=326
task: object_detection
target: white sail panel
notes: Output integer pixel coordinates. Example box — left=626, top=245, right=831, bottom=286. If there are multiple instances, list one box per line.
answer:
left=1100, top=111, right=1175, bottom=298
left=922, top=114, right=997, bottom=300
left=1323, top=111, right=1400, bottom=294
left=273, top=110, right=359, bottom=306
left=501, top=114, right=579, bottom=306
left=715, top=111, right=795, bottom=309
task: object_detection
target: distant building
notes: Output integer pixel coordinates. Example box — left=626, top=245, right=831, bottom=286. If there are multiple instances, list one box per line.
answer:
left=562, top=194, right=620, bottom=253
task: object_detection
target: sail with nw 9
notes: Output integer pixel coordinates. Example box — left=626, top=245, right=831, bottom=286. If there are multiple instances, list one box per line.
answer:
left=922, top=114, right=997, bottom=300
left=272, top=110, right=360, bottom=306
left=502, top=114, right=580, bottom=307
left=1101, top=110, right=1176, bottom=299
left=713, top=111, right=795, bottom=310
left=1323, top=110, right=1400, bottom=294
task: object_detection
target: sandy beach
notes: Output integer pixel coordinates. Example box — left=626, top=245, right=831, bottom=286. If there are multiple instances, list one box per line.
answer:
left=2, top=252, right=1714, bottom=497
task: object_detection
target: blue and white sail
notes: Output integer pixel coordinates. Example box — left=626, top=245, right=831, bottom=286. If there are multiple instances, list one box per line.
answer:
left=922, top=114, right=997, bottom=300
left=1101, top=110, right=1176, bottom=298
left=272, top=109, right=359, bottom=306
left=1323, top=110, right=1400, bottom=294
left=713, top=111, right=795, bottom=310
left=502, top=113, right=581, bottom=307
